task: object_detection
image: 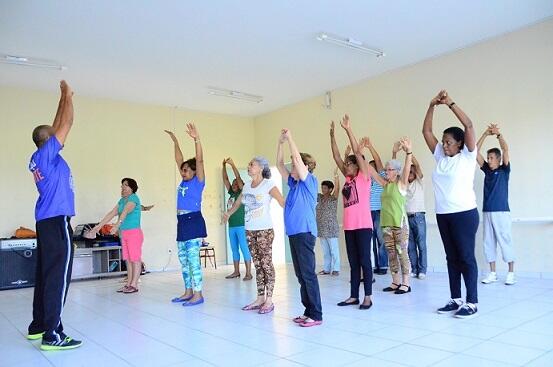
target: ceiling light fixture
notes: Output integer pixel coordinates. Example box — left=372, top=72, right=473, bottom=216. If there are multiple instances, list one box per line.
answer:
left=207, top=87, right=263, bottom=103
left=0, top=54, right=67, bottom=70
left=316, top=33, right=385, bottom=57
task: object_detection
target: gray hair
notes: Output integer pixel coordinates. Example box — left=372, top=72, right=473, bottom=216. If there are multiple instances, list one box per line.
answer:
left=386, top=159, right=402, bottom=172
left=253, top=156, right=271, bottom=179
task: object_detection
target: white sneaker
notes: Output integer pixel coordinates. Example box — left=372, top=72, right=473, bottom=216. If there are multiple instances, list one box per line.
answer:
left=481, top=272, right=498, bottom=284
left=410, top=273, right=418, bottom=278
left=505, top=272, right=516, bottom=285
left=418, top=273, right=426, bottom=280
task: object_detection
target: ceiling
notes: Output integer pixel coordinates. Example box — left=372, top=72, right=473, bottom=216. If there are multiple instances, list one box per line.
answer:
left=1, top=1, right=552, bottom=117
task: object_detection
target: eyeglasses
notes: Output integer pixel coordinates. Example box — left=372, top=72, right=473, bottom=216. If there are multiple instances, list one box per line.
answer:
left=385, top=168, right=397, bottom=172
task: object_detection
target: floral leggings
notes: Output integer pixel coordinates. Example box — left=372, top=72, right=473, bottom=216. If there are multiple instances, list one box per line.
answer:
left=177, top=238, right=202, bottom=292
left=246, top=229, right=275, bottom=297
left=383, top=223, right=411, bottom=276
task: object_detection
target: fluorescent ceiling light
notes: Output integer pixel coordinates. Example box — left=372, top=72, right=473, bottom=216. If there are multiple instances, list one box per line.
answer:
left=316, top=33, right=385, bottom=57
left=207, top=87, right=263, bottom=103
left=0, top=54, right=67, bottom=70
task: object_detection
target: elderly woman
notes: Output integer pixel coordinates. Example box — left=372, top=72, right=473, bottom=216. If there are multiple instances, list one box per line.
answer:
left=164, top=123, right=207, bottom=307
left=88, top=178, right=144, bottom=294
left=316, top=171, right=340, bottom=276
left=224, top=156, right=285, bottom=314
left=277, top=128, right=322, bottom=327
left=222, top=157, right=252, bottom=281
left=422, top=90, right=479, bottom=318
left=364, top=138, right=414, bottom=295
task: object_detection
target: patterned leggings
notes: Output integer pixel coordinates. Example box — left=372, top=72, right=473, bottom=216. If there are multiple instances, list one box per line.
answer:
left=246, top=229, right=275, bottom=297
left=177, top=239, right=202, bottom=292
left=383, top=224, right=411, bottom=276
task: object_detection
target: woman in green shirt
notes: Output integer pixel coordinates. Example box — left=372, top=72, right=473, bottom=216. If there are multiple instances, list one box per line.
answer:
left=362, top=137, right=414, bottom=295
left=223, top=158, right=252, bottom=280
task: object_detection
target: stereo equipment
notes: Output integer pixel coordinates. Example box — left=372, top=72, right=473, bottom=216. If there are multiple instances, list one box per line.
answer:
left=0, top=238, right=37, bottom=250
left=0, top=247, right=37, bottom=290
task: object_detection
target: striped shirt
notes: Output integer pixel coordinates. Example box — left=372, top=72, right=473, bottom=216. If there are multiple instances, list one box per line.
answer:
left=369, top=170, right=386, bottom=211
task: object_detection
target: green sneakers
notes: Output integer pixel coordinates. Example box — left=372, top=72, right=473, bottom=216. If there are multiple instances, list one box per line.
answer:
left=26, top=332, right=44, bottom=340
left=40, top=336, right=83, bottom=351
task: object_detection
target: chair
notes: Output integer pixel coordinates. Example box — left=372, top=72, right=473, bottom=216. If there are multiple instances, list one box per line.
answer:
left=199, top=245, right=216, bottom=268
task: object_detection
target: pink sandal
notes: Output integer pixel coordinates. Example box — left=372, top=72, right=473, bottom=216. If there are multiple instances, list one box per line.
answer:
left=258, top=304, right=274, bottom=315
left=299, top=319, right=322, bottom=327
left=293, top=315, right=308, bottom=323
left=241, top=303, right=261, bottom=311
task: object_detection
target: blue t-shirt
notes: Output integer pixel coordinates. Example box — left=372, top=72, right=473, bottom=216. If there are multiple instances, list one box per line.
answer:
left=284, top=173, right=318, bottom=237
left=481, top=162, right=510, bottom=212
left=118, top=193, right=141, bottom=230
left=177, top=176, right=205, bottom=212
left=369, top=170, right=386, bottom=211
left=29, top=136, right=75, bottom=221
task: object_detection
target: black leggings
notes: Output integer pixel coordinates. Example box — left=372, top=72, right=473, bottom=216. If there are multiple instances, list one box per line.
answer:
left=345, top=228, right=373, bottom=298
left=436, top=208, right=479, bottom=304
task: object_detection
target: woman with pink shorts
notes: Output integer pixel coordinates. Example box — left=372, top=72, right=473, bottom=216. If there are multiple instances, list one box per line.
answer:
left=89, top=178, right=146, bottom=293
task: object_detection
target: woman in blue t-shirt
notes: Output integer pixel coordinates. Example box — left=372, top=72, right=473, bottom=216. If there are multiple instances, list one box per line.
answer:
left=165, top=123, right=207, bottom=307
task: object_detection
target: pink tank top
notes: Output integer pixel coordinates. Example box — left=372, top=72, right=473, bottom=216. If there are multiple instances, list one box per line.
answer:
left=342, top=171, right=373, bottom=230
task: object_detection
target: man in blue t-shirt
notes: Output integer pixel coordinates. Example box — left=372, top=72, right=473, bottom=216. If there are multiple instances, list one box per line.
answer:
left=278, top=129, right=322, bottom=327
left=476, top=124, right=515, bottom=286
left=27, top=81, right=82, bottom=350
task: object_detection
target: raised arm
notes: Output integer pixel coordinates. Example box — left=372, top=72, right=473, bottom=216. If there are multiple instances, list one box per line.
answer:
left=227, top=157, right=244, bottom=189
left=284, top=129, right=309, bottom=181
left=54, top=80, right=74, bottom=145
left=341, top=114, right=369, bottom=178
left=164, top=130, right=184, bottom=169
left=442, top=91, right=476, bottom=151
left=365, top=137, right=384, bottom=172
left=360, top=137, right=388, bottom=186
left=330, top=121, right=346, bottom=176
left=276, top=131, right=290, bottom=181
left=399, top=138, right=414, bottom=190
left=476, top=126, right=491, bottom=167
left=391, top=141, right=401, bottom=160
left=222, top=159, right=231, bottom=191
left=411, top=155, right=423, bottom=179
left=493, top=125, right=510, bottom=166
left=332, top=168, right=341, bottom=199
left=186, top=123, right=205, bottom=182
left=422, top=91, right=443, bottom=153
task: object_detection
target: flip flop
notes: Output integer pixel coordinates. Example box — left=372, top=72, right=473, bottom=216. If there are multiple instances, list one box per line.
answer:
left=122, top=286, right=138, bottom=294
left=293, top=315, right=308, bottom=323
left=241, top=303, right=262, bottom=311
left=225, top=273, right=240, bottom=279
left=117, top=286, right=130, bottom=293
left=182, top=298, right=204, bottom=307
left=299, top=319, right=322, bottom=327
left=243, top=275, right=253, bottom=281
left=258, top=304, right=274, bottom=314
left=171, top=295, right=193, bottom=303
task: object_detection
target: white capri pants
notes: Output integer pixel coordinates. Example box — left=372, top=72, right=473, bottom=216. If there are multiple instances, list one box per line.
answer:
left=483, top=211, right=515, bottom=263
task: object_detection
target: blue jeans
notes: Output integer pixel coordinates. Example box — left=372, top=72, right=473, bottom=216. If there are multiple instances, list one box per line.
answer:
left=229, top=226, right=251, bottom=262
left=371, top=210, right=387, bottom=269
left=319, top=237, right=340, bottom=272
left=289, top=233, right=322, bottom=321
left=408, top=213, right=427, bottom=275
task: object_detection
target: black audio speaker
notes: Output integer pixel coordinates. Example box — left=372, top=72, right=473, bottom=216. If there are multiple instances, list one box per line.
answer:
left=0, top=248, right=37, bottom=290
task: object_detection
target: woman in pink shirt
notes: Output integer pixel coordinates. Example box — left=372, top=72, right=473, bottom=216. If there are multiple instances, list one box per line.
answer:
left=330, top=114, right=382, bottom=310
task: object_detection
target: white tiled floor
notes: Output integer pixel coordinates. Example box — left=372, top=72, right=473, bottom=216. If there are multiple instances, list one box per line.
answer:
left=1, top=265, right=552, bottom=367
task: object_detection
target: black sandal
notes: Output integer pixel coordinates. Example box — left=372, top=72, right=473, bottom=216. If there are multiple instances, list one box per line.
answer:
left=337, top=299, right=360, bottom=306
left=395, top=285, right=412, bottom=294
left=383, top=283, right=401, bottom=292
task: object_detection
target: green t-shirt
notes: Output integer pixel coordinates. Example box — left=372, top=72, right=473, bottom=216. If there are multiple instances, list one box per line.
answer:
left=380, top=182, right=406, bottom=228
left=227, top=189, right=245, bottom=227
left=118, top=193, right=141, bottom=230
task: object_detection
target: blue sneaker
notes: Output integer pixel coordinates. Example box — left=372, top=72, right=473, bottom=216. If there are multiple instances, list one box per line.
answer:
left=171, top=296, right=192, bottom=303
left=454, top=303, right=477, bottom=319
left=182, top=297, right=204, bottom=307
left=437, top=299, right=462, bottom=314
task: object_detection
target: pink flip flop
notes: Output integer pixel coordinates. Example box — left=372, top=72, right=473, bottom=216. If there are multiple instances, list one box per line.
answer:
left=241, top=303, right=261, bottom=311
left=293, top=315, right=308, bottom=323
left=299, top=319, right=322, bottom=327
left=258, top=304, right=274, bottom=315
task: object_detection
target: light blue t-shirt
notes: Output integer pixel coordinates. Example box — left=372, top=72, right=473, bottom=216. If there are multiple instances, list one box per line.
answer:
left=177, top=176, right=205, bottom=212
left=284, top=173, right=318, bottom=237
left=29, top=136, right=75, bottom=221
left=118, top=193, right=141, bottom=230
left=370, top=170, right=386, bottom=211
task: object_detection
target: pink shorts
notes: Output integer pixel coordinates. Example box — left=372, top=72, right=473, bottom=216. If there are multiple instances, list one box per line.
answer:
left=121, top=228, right=144, bottom=262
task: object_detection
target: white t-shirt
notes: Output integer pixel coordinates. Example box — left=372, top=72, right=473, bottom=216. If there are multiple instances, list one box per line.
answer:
left=432, top=143, right=477, bottom=214
left=406, top=178, right=426, bottom=213
left=242, top=179, right=276, bottom=230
